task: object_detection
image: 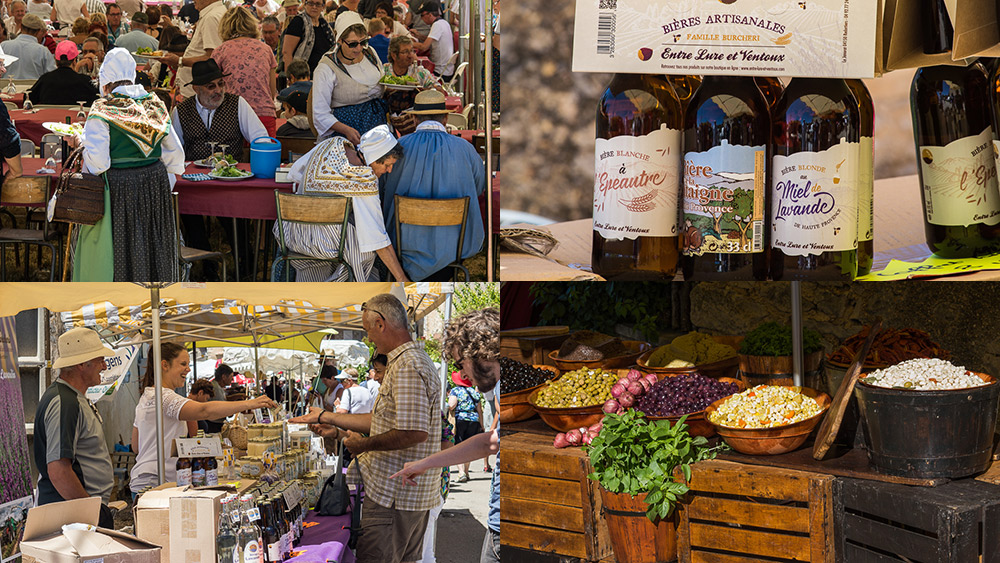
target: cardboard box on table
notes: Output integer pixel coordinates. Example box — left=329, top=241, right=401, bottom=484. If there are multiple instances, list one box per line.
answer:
left=885, top=0, right=1000, bottom=70
left=21, top=497, right=161, bottom=563
left=572, top=0, right=882, bottom=78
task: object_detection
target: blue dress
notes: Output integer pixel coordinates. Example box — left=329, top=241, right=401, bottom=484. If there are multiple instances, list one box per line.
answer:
left=379, top=123, right=486, bottom=280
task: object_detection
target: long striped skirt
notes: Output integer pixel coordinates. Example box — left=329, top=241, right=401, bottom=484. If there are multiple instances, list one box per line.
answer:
left=272, top=221, right=375, bottom=282
left=108, top=161, right=179, bottom=281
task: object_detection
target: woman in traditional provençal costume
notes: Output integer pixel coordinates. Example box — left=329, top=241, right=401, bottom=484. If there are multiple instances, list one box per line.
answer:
left=310, top=11, right=389, bottom=145
left=273, top=125, right=409, bottom=282
left=76, top=47, right=185, bottom=281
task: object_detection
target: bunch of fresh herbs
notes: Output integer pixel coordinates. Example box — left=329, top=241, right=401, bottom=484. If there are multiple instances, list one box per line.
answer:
left=586, top=409, right=724, bottom=521
left=738, top=321, right=822, bottom=357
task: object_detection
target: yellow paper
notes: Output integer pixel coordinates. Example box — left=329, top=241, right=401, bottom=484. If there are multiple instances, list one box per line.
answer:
left=858, top=253, right=1000, bottom=280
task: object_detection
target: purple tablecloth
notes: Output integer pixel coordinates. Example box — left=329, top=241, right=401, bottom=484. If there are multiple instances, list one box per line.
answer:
left=286, top=510, right=356, bottom=563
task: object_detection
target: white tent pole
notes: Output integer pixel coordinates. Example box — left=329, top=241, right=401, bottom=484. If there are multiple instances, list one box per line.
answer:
left=440, top=292, right=453, bottom=411
left=791, top=281, right=803, bottom=388
left=152, top=286, right=165, bottom=486
left=255, top=346, right=260, bottom=393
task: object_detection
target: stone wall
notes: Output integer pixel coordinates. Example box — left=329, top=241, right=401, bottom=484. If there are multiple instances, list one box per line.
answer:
left=689, top=282, right=1000, bottom=375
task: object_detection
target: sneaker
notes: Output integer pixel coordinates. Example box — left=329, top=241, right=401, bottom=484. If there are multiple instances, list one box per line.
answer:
left=483, top=466, right=493, bottom=473
left=457, top=474, right=469, bottom=483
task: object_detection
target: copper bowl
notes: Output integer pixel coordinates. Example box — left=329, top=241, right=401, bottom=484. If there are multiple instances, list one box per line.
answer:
left=641, top=377, right=746, bottom=437
left=498, top=365, right=560, bottom=424
left=704, top=386, right=832, bottom=455
left=548, top=340, right=651, bottom=372
left=528, top=387, right=606, bottom=433
left=636, top=335, right=742, bottom=379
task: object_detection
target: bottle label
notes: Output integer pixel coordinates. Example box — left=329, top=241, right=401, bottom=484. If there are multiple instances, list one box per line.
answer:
left=207, top=468, right=218, bottom=486
left=243, top=541, right=262, bottom=563
left=859, top=136, right=874, bottom=242
left=191, top=469, right=206, bottom=486
left=248, top=507, right=261, bottom=522
left=230, top=511, right=241, bottom=525
left=267, top=542, right=281, bottom=560
left=176, top=467, right=191, bottom=486
left=771, top=139, right=859, bottom=256
left=682, top=141, right=766, bottom=255
left=593, top=124, right=681, bottom=240
left=920, top=127, right=1000, bottom=226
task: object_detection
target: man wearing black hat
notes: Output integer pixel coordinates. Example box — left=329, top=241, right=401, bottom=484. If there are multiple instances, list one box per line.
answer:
left=412, top=0, right=453, bottom=81
left=276, top=90, right=313, bottom=138
left=171, top=59, right=268, bottom=279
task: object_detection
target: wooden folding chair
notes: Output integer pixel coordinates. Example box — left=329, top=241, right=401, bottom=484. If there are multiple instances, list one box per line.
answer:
left=273, top=191, right=352, bottom=280
left=394, top=194, right=470, bottom=281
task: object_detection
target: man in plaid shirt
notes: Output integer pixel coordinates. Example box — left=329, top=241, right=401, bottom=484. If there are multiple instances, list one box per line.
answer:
left=292, top=293, right=441, bottom=563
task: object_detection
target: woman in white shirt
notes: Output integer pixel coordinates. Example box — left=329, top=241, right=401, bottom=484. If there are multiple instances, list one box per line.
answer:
left=129, top=342, right=277, bottom=495
left=51, top=0, right=88, bottom=28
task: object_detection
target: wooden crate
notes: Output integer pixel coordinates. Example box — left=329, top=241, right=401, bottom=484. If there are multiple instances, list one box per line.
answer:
left=675, top=459, right=835, bottom=563
left=500, top=328, right=569, bottom=367
left=501, top=431, right=613, bottom=561
left=835, top=477, right=1000, bottom=562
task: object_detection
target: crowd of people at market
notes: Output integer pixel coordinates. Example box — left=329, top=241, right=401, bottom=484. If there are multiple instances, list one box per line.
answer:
left=0, top=0, right=499, bottom=282
left=33, top=293, right=501, bottom=563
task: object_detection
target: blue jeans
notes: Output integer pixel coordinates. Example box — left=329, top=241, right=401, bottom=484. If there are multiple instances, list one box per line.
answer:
left=480, top=528, right=499, bottom=563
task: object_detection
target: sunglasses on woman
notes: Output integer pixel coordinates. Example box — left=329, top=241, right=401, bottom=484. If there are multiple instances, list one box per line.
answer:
left=342, top=39, right=369, bottom=48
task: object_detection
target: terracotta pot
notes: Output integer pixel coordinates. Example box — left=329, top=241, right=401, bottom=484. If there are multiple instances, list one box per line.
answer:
left=599, top=488, right=677, bottom=563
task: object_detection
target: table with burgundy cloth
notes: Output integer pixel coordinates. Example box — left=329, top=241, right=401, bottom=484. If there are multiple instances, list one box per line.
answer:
left=1, top=93, right=25, bottom=108
left=10, top=107, right=81, bottom=145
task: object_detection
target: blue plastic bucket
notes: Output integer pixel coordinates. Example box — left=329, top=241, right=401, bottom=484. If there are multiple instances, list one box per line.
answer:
left=250, top=136, right=281, bottom=179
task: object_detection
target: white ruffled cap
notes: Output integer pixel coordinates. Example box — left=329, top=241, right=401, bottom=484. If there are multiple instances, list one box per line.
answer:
left=98, top=48, right=137, bottom=91
left=357, top=125, right=397, bottom=164
left=334, top=10, right=365, bottom=42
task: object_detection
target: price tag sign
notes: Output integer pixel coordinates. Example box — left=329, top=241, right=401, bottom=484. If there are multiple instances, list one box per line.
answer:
left=248, top=507, right=261, bottom=522
left=282, top=482, right=304, bottom=510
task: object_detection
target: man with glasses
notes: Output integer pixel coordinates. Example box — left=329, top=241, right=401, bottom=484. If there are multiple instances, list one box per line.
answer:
left=74, top=35, right=104, bottom=78
left=34, top=328, right=117, bottom=528
left=171, top=59, right=267, bottom=280
left=389, top=307, right=500, bottom=563
left=105, top=4, right=129, bottom=46
left=291, top=293, right=441, bottom=563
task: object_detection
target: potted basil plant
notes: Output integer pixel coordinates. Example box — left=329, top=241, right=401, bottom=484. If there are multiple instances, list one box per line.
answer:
left=585, top=409, right=723, bottom=563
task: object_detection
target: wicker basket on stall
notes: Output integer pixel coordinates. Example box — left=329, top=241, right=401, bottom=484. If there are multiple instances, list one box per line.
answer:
left=223, top=421, right=248, bottom=451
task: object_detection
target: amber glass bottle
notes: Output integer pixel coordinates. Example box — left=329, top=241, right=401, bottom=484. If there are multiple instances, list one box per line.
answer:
left=845, top=79, right=874, bottom=275
left=770, top=78, right=860, bottom=280
left=681, top=75, right=770, bottom=280
left=593, top=74, right=683, bottom=280
left=754, top=77, right=784, bottom=108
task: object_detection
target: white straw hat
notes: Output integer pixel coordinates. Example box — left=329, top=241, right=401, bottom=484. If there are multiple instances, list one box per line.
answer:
left=53, top=327, right=114, bottom=369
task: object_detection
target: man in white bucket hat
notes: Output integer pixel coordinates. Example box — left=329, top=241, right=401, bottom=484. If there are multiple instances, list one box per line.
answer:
left=34, top=327, right=116, bottom=527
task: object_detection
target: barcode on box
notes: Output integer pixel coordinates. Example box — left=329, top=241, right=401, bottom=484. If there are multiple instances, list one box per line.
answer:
left=752, top=221, right=763, bottom=251
left=597, top=13, right=615, bottom=54
left=599, top=0, right=616, bottom=8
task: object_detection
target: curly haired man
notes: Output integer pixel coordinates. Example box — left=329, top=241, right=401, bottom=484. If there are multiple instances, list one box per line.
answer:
left=390, top=307, right=501, bottom=563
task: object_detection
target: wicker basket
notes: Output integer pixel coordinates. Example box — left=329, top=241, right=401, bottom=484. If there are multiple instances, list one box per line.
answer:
left=223, top=422, right=248, bottom=450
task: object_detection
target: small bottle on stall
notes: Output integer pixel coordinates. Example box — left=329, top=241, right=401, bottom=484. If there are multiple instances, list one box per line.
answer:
left=914, top=2, right=1000, bottom=257
left=681, top=74, right=770, bottom=281
left=259, top=498, right=280, bottom=563
left=754, top=77, right=784, bottom=108
left=845, top=79, right=875, bottom=276
left=238, top=495, right=263, bottom=563
left=593, top=73, right=683, bottom=280
left=770, top=78, right=861, bottom=280
left=206, top=455, right=219, bottom=486
left=192, top=456, right=207, bottom=487
left=217, top=497, right=239, bottom=563
left=273, top=495, right=291, bottom=559
left=176, top=457, right=192, bottom=486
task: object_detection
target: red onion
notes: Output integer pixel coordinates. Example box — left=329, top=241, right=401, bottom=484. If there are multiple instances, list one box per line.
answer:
left=603, top=399, right=620, bottom=413
left=553, top=433, right=569, bottom=448
left=582, top=432, right=594, bottom=446
left=618, top=391, right=635, bottom=409
left=627, top=369, right=643, bottom=382
left=638, top=377, right=653, bottom=392
left=611, top=382, right=626, bottom=398
left=626, top=380, right=643, bottom=397
left=617, top=377, right=630, bottom=389
left=566, top=428, right=583, bottom=445
left=644, top=373, right=658, bottom=386
left=588, top=421, right=603, bottom=434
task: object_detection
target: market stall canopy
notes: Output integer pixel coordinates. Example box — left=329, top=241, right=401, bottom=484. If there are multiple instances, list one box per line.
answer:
left=406, top=281, right=453, bottom=321
left=218, top=347, right=321, bottom=377
left=318, top=339, right=371, bottom=367
left=0, top=282, right=401, bottom=319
